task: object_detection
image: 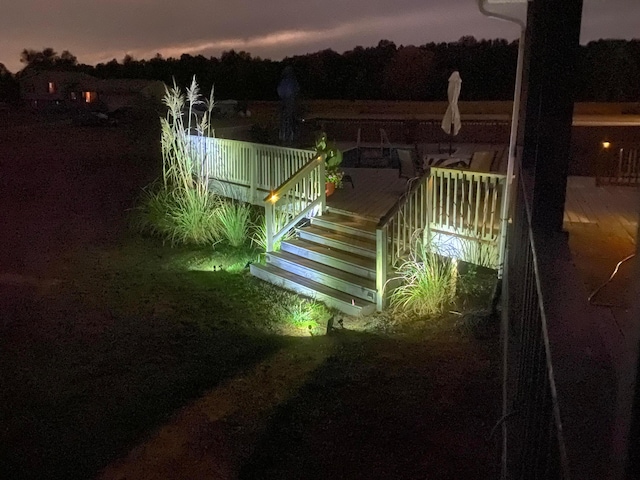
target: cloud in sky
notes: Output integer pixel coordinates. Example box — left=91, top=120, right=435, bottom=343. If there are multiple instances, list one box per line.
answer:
left=1, top=0, right=637, bottom=72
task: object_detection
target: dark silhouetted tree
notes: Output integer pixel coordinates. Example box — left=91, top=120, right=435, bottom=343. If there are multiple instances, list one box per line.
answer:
left=383, top=46, right=434, bottom=100
left=19, top=48, right=77, bottom=71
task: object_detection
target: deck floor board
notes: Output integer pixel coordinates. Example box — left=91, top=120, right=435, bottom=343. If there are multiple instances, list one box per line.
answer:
left=326, top=168, right=408, bottom=221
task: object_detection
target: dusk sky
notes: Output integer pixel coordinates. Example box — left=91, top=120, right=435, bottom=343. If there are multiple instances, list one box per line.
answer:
left=2, top=0, right=638, bottom=73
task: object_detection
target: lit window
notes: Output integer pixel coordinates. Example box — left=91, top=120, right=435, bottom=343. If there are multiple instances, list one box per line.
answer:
left=48, top=82, right=56, bottom=94
left=83, top=91, right=96, bottom=103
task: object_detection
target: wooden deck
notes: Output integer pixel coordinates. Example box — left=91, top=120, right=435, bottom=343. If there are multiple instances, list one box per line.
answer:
left=326, top=168, right=408, bottom=221
left=564, top=176, right=638, bottom=242
left=563, top=177, right=638, bottom=355
left=328, top=172, right=639, bottom=235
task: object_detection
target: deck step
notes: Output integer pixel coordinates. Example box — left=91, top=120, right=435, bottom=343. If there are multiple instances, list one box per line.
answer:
left=310, top=211, right=377, bottom=240
left=250, top=263, right=376, bottom=316
left=251, top=209, right=381, bottom=316
left=281, top=238, right=376, bottom=280
left=267, top=251, right=376, bottom=303
left=298, top=225, right=377, bottom=259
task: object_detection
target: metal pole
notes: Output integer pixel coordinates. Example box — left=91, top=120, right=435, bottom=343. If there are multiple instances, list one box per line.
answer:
left=497, top=29, right=525, bottom=281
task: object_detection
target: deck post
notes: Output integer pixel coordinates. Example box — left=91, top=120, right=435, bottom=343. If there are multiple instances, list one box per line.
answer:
left=376, top=228, right=388, bottom=311
left=319, top=154, right=326, bottom=213
left=520, top=0, right=583, bottom=232
left=265, top=203, right=274, bottom=253
left=425, top=175, right=433, bottom=246
left=249, top=143, right=258, bottom=204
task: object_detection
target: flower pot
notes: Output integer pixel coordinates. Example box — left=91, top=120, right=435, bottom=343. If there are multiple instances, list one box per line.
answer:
left=325, top=181, right=335, bottom=197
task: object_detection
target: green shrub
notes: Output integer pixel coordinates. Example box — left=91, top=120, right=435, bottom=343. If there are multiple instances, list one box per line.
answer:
left=215, top=200, right=253, bottom=247
left=390, top=239, right=458, bottom=317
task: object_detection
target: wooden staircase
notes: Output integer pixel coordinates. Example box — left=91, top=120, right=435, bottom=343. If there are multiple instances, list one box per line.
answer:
left=250, top=210, right=378, bottom=316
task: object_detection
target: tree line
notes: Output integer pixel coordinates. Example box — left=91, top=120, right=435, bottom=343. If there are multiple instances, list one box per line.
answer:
left=1, top=37, right=639, bottom=103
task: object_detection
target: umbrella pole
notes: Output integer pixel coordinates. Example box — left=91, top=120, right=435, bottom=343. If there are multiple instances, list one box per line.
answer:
left=449, top=120, right=453, bottom=155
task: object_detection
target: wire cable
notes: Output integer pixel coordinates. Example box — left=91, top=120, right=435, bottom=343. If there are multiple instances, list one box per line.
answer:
left=588, top=253, right=636, bottom=305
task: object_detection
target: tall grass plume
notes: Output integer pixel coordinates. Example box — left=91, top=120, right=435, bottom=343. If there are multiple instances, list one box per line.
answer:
left=134, top=77, right=233, bottom=247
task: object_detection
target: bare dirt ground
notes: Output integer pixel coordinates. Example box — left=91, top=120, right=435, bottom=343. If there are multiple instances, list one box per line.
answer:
left=0, top=106, right=501, bottom=480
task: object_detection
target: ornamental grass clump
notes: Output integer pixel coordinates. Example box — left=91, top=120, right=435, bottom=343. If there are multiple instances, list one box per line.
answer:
left=390, top=237, right=458, bottom=317
left=215, top=199, right=253, bottom=247
left=455, top=234, right=499, bottom=270
left=135, top=76, right=230, bottom=246
left=251, top=208, right=296, bottom=252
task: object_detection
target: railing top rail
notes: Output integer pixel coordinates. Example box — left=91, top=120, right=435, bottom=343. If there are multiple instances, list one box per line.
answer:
left=430, top=166, right=507, bottom=181
left=263, top=153, right=325, bottom=203
left=186, top=135, right=314, bottom=155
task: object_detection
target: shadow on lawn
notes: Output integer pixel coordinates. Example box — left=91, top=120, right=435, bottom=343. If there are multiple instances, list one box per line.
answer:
left=239, top=327, right=501, bottom=480
left=0, top=278, right=288, bottom=480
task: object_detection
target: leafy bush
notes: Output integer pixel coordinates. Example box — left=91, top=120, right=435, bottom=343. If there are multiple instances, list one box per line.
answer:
left=390, top=238, right=458, bottom=317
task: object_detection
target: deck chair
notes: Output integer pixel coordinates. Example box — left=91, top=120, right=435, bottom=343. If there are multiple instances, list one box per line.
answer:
left=469, top=151, right=496, bottom=172
left=398, top=149, right=420, bottom=180
left=426, top=156, right=469, bottom=170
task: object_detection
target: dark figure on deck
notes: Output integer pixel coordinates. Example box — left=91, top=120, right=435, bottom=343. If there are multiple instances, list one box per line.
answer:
left=277, top=66, right=299, bottom=145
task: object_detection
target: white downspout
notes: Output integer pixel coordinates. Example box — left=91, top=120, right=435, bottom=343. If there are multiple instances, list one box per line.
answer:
left=498, top=31, right=524, bottom=279
left=476, top=1, right=525, bottom=282
left=477, top=4, right=525, bottom=480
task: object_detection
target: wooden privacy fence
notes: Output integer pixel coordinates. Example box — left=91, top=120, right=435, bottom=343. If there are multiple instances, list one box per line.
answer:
left=187, top=135, right=316, bottom=204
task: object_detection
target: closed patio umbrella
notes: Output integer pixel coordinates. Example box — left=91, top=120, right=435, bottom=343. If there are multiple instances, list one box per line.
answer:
left=441, top=71, right=462, bottom=154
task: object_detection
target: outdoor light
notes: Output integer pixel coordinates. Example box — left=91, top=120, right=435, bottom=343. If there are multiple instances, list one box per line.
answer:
left=268, top=192, right=279, bottom=203
left=602, top=141, right=611, bottom=149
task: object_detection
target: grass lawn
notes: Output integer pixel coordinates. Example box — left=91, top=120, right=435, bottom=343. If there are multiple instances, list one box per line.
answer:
left=0, top=106, right=501, bottom=480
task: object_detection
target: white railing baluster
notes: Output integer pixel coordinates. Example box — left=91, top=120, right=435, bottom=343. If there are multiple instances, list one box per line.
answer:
left=186, top=136, right=315, bottom=204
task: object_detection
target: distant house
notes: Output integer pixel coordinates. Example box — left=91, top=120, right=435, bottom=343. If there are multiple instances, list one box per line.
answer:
left=215, top=99, right=238, bottom=116
left=96, top=78, right=165, bottom=111
left=19, top=71, right=101, bottom=109
left=18, top=70, right=164, bottom=111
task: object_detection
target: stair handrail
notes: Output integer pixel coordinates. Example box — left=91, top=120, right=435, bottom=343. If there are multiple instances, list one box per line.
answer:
left=375, top=172, right=431, bottom=310
left=263, top=153, right=326, bottom=252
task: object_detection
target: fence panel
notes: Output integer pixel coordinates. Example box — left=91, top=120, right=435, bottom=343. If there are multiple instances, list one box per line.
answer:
left=504, top=166, right=568, bottom=479
left=597, top=146, right=640, bottom=186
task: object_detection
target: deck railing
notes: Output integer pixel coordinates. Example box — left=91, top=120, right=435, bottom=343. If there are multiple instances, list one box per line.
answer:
left=597, top=146, right=640, bottom=186
left=504, top=164, right=569, bottom=479
left=376, top=174, right=431, bottom=310
left=375, top=167, right=508, bottom=310
left=187, top=135, right=315, bottom=204
left=263, top=154, right=326, bottom=252
left=428, top=167, right=507, bottom=241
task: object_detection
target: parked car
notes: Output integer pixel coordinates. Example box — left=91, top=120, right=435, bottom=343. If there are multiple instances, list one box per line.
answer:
left=73, top=111, right=118, bottom=127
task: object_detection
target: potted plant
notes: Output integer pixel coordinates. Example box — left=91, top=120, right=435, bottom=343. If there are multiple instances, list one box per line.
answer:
left=314, top=131, right=343, bottom=196
left=325, top=167, right=344, bottom=195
